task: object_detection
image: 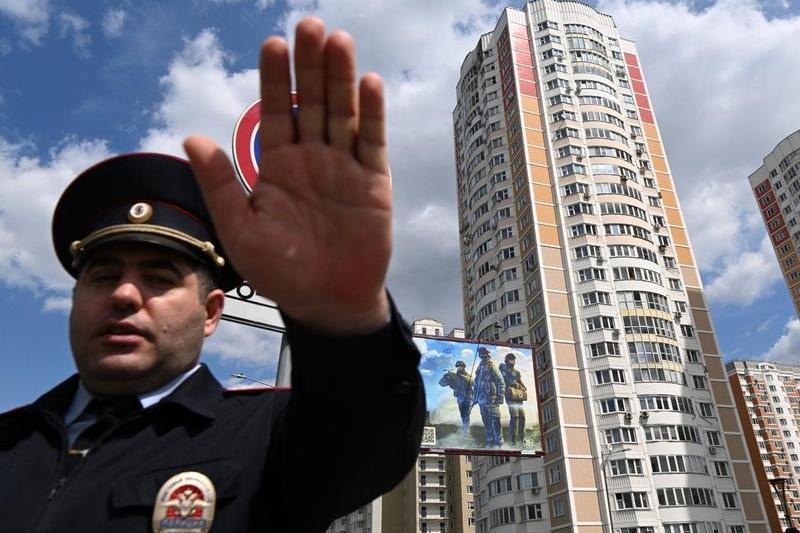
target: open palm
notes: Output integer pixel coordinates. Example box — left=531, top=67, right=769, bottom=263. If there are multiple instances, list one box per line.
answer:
left=184, top=18, right=392, bottom=334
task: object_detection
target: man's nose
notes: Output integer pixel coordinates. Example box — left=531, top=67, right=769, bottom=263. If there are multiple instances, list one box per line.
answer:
left=109, top=278, right=144, bottom=311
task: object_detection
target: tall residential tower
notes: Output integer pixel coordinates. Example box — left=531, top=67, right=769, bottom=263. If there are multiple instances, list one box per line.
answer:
left=453, top=1, right=768, bottom=531
left=749, top=129, right=800, bottom=318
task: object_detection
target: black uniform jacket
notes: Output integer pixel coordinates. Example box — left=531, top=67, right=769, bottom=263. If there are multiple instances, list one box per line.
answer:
left=0, top=306, right=425, bottom=532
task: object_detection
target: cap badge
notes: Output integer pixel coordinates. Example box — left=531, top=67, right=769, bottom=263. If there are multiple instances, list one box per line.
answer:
left=128, top=202, right=154, bottom=224
left=152, top=471, right=216, bottom=533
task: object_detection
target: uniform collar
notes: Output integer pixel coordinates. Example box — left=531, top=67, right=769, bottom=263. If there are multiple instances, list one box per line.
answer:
left=62, top=364, right=203, bottom=426
left=157, top=363, right=222, bottom=421
left=31, top=364, right=222, bottom=422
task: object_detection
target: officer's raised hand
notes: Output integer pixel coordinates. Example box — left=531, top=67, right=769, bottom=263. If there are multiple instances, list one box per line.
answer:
left=184, top=17, right=391, bottom=336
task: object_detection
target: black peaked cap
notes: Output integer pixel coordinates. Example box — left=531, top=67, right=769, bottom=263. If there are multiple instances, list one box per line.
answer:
left=52, top=153, right=242, bottom=291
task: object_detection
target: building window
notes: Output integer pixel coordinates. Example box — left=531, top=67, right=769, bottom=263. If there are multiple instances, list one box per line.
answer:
left=605, top=427, right=637, bottom=444
left=693, top=375, right=707, bottom=389
left=548, top=464, right=562, bottom=484
left=552, top=498, right=565, bottom=518
left=595, top=369, right=626, bottom=384
left=722, top=493, right=738, bottom=509
left=520, top=503, right=542, bottom=520
left=713, top=461, right=730, bottom=477
left=615, top=492, right=649, bottom=510
left=609, top=458, right=643, bottom=476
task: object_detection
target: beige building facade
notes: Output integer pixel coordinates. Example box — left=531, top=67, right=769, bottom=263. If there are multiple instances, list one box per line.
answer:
left=727, top=360, right=800, bottom=532
left=453, top=1, right=768, bottom=531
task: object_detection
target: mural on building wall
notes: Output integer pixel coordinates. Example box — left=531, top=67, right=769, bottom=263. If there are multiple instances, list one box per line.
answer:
left=414, top=336, right=541, bottom=455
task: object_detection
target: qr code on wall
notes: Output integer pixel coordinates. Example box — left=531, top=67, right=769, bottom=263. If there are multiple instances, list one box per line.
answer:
left=421, top=426, right=436, bottom=446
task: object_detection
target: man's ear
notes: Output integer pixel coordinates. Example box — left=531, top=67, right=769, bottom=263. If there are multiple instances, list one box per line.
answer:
left=203, top=288, right=226, bottom=337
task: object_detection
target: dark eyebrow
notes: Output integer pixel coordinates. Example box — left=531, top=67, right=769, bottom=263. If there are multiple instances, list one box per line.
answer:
left=139, top=259, right=188, bottom=278
left=81, top=255, right=123, bottom=272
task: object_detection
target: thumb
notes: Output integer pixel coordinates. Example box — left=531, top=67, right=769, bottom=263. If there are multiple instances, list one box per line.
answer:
left=183, top=135, right=249, bottom=252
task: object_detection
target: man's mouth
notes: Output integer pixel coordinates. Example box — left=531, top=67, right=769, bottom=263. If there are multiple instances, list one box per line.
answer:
left=100, top=323, right=149, bottom=343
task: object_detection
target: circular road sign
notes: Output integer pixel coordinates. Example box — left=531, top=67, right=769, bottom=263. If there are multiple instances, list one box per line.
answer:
left=232, top=95, right=299, bottom=193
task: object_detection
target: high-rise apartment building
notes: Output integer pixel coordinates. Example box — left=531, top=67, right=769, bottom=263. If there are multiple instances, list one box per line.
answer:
left=748, top=129, right=800, bottom=318
left=453, top=1, right=768, bottom=531
left=727, top=360, right=800, bottom=532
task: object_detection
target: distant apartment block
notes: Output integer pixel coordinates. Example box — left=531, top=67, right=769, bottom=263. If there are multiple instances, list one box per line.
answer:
left=727, top=360, right=800, bottom=532
left=749, top=129, right=800, bottom=318
left=453, top=0, right=768, bottom=531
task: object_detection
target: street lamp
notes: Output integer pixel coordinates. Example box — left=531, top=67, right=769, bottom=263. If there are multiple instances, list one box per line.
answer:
left=231, top=372, right=274, bottom=387
left=768, top=477, right=800, bottom=533
left=600, top=445, right=631, bottom=533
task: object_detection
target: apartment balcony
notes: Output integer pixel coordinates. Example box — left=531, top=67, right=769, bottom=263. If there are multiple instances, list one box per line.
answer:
left=419, top=513, right=448, bottom=521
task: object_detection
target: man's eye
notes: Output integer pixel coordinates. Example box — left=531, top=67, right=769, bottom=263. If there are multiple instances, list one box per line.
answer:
left=89, top=272, right=118, bottom=283
left=146, top=274, right=176, bottom=286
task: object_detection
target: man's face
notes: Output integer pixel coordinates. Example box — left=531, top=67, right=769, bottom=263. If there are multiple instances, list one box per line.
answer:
left=69, top=243, right=225, bottom=396
left=506, top=357, right=515, bottom=368
left=456, top=365, right=466, bottom=374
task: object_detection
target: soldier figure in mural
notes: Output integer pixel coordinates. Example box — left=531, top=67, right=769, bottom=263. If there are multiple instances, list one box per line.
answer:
left=472, top=347, right=505, bottom=448
left=438, top=360, right=473, bottom=437
left=499, top=352, right=528, bottom=446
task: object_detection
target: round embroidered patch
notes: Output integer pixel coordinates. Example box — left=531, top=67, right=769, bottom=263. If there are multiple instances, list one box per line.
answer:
left=152, top=471, right=216, bottom=533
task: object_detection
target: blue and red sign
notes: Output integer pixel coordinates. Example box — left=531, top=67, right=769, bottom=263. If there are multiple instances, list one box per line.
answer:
left=232, top=95, right=299, bottom=193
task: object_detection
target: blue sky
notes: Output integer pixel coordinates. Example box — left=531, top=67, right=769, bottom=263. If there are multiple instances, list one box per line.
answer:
left=1, top=0, right=800, bottom=410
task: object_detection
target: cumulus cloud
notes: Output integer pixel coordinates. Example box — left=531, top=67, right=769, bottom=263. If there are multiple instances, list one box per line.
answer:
left=0, top=38, right=11, bottom=55
left=203, top=319, right=283, bottom=368
left=58, top=12, right=91, bottom=58
left=704, top=237, right=783, bottom=305
left=101, top=7, right=126, bottom=38
left=0, top=137, right=112, bottom=299
left=138, top=29, right=258, bottom=156
left=0, top=0, right=50, bottom=44
left=760, top=317, right=800, bottom=364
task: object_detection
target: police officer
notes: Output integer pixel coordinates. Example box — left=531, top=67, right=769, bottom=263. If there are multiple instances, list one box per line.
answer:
left=499, top=352, right=527, bottom=446
left=438, top=360, right=473, bottom=437
left=472, top=347, right=505, bottom=448
left=0, top=17, right=424, bottom=533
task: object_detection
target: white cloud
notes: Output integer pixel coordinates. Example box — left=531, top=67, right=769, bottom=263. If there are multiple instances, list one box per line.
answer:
left=0, top=0, right=50, bottom=44
left=705, top=237, right=783, bottom=305
left=760, top=317, right=800, bottom=364
left=203, top=319, right=283, bottom=368
left=0, top=38, right=11, bottom=55
left=756, top=315, right=777, bottom=333
left=256, top=0, right=276, bottom=8
left=101, top=7, right=126, bottom=38
left=138, top=29, right=258, bottom=156
left=58, top=12, right=91, bottom=58
left=0, top=137, right=112, bottom=296
left=43, top=296, right=71, bottom=313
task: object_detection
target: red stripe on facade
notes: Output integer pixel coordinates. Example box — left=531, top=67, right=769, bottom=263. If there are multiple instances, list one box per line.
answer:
left=634, top=93, right=651, bottom=110
left=632, top=79, right=646, bottom=95
left=754, top=179, right=772, bottom=199
left=509, top=24, right=528, bottom=39
left=516, top=65, right=535, bottom=81
left=624, top=52, right=639, bottom=66
left=519, top=80, right=537, bottom=97
left=627, top=65, right=642, bottom=81
left=639, top=109, right=654, bottom=124
left=511, top=36, right=530, bottom=52
left=513, top=51, right=533, bottom=67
